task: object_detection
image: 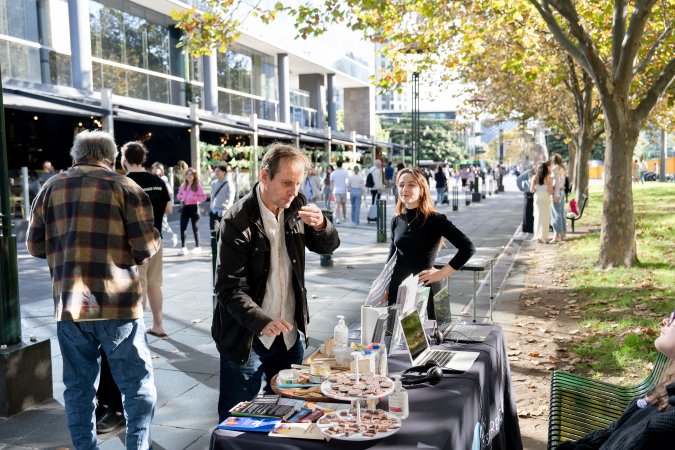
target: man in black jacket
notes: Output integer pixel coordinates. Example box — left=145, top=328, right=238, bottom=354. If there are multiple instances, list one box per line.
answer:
left=213, top=143, right=340, bottom=422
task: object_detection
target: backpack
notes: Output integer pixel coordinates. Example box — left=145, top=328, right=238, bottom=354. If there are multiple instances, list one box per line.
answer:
left=365, top=172, right=375, bottom=188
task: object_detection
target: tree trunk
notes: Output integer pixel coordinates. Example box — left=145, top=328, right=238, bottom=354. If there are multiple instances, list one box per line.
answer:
left=598, top=115, right=639, bottom=268
left=567, top=140, right=577, bottom=190
left=574, top=128, right=593, bottom=202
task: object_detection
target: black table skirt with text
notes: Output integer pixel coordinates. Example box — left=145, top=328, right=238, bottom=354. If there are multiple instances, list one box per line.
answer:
left=210, top=325, right=522, bottom=450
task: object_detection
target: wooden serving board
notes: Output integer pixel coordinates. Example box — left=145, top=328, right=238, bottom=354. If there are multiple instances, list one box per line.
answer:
left=271, top=372, right=331, bottom=401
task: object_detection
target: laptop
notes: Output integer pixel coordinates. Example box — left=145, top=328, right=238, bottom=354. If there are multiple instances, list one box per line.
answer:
left=433, top=283, right=491, bottom=343
left=399, top=309, right=479, bottom=372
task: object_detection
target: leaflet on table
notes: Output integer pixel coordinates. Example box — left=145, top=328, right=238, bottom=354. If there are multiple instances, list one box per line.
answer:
left=217, top=416, right=280, bottom=432
left=269, top=422, right=327, bottom=440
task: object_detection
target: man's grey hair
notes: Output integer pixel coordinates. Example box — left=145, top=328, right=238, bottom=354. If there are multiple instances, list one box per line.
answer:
left=70, top=130, right=118, bottom=164
left=261, top=143, right=311, bottom=179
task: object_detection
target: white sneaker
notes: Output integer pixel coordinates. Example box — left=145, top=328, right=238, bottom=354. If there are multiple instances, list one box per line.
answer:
left=180, top=247, right=190, bottom=255
left=192, top=246, right=202, bottom=254
left=171, top=235, right=178, bottom=247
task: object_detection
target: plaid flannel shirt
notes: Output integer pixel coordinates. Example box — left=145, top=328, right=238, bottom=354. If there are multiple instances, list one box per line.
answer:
left=27, top=162, right=160, bottom=321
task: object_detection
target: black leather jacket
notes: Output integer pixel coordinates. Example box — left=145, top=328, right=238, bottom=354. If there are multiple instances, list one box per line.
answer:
left=212, top=184, right=340, bottom=364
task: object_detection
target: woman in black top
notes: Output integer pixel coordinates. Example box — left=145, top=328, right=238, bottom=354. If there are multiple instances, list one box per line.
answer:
left=557, top=311, right=675, bottom=449
left=387, top=168, right=475, bottom=319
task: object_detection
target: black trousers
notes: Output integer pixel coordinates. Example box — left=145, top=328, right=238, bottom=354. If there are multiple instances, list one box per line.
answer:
left=180, top=204, right=200, bottom=247
left=522, top=192, right=534, bottom=233
left=209, top=211, right=222, bottom=231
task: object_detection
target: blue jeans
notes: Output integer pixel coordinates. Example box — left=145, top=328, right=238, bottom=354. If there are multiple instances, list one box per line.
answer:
left=218, top=333, right=304, bottom=423
left=57, top=319, right=156, bottom=450
left=350, top=188, right=363, bottom=224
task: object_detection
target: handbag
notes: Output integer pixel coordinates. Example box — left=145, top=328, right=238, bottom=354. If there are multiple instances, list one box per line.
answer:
left=365, top=253, right=397, bottom=307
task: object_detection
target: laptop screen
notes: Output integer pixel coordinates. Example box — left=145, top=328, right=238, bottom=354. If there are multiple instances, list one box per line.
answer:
left=433, top=278, right=452, bottom=331
left=400, top=309, right=429, bottom=362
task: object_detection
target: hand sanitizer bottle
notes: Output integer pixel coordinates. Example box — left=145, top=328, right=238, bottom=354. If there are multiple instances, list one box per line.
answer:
left=334, top=315, right=348, bottom=347
left=388, top=375, right=409, bottom=419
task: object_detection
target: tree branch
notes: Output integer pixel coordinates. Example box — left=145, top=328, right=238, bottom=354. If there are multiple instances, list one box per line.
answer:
left=615, top=0, right=659, bottom=91
left=633, top=57, right=675, bottom=126
left=537, top=0, right=612, bottom=101
left=611, top=0, right=628, bottom=74
left=634, top=24, right=673, bottom=76
left=526, top=0, right=592, bottom=74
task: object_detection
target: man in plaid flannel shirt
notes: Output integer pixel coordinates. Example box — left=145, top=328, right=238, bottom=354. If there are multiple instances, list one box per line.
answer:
left=27, top=130, right=160, bottom=450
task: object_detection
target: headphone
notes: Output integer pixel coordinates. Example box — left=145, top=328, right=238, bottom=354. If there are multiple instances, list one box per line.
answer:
left=401, top=359, right=443, bottom=386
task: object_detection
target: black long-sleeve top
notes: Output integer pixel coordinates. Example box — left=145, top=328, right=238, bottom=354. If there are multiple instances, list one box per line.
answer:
left=557, top=382, right=675, bottom=450
left=387, top=208, right=475, bottom=318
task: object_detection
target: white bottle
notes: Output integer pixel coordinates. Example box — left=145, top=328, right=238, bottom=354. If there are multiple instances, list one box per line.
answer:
left=334, top=315, right=349, bottom=347
left=388, top=375, right=409, bottom=419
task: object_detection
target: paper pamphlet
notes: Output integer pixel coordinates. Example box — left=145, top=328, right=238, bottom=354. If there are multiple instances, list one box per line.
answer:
left=415, top=285, right=431, bottom=321
left=390, top=274, right=418, bottom=350
left=269, top=422, right=326, bottom=440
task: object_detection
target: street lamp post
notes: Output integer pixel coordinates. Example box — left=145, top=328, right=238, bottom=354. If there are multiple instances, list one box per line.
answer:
left=411, top=72, right=420, bottom=168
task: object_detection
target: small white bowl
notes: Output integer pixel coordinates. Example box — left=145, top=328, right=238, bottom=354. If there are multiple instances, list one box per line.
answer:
left=278, top=369, right=300, bottom=384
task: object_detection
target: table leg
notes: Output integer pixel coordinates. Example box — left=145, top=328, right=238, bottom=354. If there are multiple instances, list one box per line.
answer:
left=472, top=272, right=477, bottom=322
left=489, top=261, right=494, bottom=322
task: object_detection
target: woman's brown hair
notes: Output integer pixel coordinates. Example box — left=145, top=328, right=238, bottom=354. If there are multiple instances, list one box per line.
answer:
left=395, top=168, right=436, bottom=222
left=644, top=359, right=675, bottom=411
left=182, top=167, right=201, bottom=192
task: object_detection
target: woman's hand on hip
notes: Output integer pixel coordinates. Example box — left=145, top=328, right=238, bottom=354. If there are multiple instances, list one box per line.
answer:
left=418, top=265, right=455, bottom=285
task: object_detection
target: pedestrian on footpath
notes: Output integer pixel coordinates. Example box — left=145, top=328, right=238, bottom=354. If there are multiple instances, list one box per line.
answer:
left=26, top=130, right=159, bottom=450
left=549, top=153, right=567, bottom=243
left=347, top=165, right=365, bottom=224
left=322, top=164, right=334, bottom=210
left=330, top=160, right=349, bottom=223
left=387, top=168, right=475, bottom=320
left=530, top=161, right=554, bottom=243
left=177, top=167, right=206, bottom=255
left=368, top=159, right=385, bottom=205
left=122, top=142, right=172, bottom=337
left=209, top=164, right=235, bottom=232
left=212, top=143, right=340, bottom=422
left=151, top=162, right=179, bottom=247
left=434, top=164, right=448, bottom=205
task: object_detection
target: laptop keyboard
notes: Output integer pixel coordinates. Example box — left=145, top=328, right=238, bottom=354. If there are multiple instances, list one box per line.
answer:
left=423, top=350, right=456, bottom=367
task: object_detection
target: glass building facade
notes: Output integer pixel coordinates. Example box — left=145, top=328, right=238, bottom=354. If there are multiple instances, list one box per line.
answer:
left=0, top=0, right=356, bottom=131
left=0, top=0, right=71, bottom=86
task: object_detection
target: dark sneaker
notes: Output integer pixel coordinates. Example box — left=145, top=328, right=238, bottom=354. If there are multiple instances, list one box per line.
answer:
left=96, top=410, right=125, bottom=434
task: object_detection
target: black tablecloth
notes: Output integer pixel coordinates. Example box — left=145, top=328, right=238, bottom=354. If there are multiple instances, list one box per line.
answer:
left=210, top=325, right=522, bottom=450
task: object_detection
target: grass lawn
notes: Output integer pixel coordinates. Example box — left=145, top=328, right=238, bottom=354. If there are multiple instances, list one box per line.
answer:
left=561, top=183, right=674, bottom=379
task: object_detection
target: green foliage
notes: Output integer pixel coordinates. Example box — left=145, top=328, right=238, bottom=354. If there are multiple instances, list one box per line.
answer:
left=381, top=116, right=463, bottom=162
left=200, top=142, right=254, bottom=171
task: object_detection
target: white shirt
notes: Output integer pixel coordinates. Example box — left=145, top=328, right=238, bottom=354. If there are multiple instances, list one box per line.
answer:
left=368, top=166, right=384, bottom=190
left=256, top=185, right=297, bottom=350
left=330, top=168, right=349, bottom=195
left=347, top=173, right=365, bottom=190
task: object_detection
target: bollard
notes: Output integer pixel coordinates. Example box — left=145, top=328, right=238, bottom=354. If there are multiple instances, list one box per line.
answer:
left=465, top=187, right=471, bottom=206
left=320, top=210, right=334, bottom=266
left=472, top=177, right=482, bottom=203
left=452, top=186, right=459, bottom=211
left=376, top=199, right=387, bottom=243
left=211, top=230, right=218, bottom=309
